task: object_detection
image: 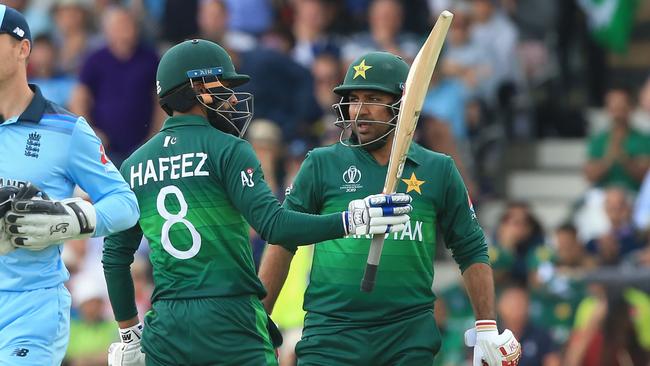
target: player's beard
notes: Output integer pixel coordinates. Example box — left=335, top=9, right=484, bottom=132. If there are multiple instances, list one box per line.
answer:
left=350, top=123, right=394, bottom=152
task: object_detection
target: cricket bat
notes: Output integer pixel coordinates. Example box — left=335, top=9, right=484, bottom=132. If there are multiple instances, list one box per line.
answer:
left=360, top=10, right=454, bottom=292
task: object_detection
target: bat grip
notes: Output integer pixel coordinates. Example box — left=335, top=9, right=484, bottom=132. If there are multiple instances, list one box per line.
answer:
left=360, top=234, right=385, bottom=292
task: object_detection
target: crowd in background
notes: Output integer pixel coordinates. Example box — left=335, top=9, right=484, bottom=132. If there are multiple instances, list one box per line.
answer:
left=4, top=0, right=649, bottom=364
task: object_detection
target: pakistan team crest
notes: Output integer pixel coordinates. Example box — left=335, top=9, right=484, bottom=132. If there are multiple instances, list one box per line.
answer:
left=340, top=165, right=363, bottom=192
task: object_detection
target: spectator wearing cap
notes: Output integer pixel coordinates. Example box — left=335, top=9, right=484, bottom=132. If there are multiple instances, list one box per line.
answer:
left=69, top=5, right=162, bottom=165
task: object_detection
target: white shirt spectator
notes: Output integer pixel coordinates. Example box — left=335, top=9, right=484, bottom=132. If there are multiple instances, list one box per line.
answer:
left=634, top=170, right=650, bottom=231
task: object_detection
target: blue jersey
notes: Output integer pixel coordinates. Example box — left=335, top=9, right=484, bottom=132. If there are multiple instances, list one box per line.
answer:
left=0, top=84, right=139, bottom=291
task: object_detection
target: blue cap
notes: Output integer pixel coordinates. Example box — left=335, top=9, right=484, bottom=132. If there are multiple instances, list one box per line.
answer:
left=0, top=5, right=31, bottom=46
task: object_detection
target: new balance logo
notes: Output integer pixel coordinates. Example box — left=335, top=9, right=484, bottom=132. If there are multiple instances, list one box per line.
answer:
left=12, top=27, right=25, bottom=38
left=11, top=348, right=29, bottom=357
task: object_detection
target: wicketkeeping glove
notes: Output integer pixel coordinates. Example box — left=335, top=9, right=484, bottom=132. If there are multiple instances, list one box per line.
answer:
left=4, top=183, right=96, bottom=251
left=0, top=186, right=19, bottom=255
left=464, top=320, right=522, bottom=366
left=108, top=323, right=146, bottom=366
left=344, top=193, right=412, bottom=236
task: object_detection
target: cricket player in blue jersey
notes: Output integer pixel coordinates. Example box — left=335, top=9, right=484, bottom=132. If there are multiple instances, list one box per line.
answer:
left=0, top=5, right=140, bottom=365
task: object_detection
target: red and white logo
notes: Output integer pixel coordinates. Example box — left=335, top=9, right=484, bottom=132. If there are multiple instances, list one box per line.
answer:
left=99, top=144, right=110, bottom=165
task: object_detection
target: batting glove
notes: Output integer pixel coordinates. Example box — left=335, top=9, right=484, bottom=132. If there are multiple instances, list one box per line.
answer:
left=344, top=193, right=412, bottom=236
left=464, top=320, right=522, bottom=366
left=5, top=183, right=96, bottom=251
left=0, top=186, right=19, bottom=255
left=108, top=323, right=146, bottom=366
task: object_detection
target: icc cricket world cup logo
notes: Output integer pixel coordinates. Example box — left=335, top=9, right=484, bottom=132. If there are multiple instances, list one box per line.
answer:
left=343, top=166, right=362, bottom=184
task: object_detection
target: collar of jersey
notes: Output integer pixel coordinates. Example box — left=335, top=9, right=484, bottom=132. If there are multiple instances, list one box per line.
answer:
left=161, top=114, right=212, bottom=131
left=352, top=143, right=421, bottom=166
left=1, top=84, right=46, bottom=126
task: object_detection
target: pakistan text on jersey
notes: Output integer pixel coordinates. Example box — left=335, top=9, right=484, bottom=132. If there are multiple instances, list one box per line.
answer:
left=130, top=153, right=209, bottom=188
left=348, top=220, right=423, bottom=242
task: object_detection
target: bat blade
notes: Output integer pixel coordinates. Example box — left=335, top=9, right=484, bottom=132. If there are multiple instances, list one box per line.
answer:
left=360, top=11, right=454, bottom=293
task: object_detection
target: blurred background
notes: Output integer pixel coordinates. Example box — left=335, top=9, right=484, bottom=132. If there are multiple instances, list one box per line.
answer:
left=6, top=0, right=649, bottom=364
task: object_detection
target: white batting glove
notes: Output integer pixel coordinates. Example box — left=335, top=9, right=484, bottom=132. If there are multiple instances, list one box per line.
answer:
left=5, top=184, right=96, bottom=251
left=464, top=320, right=522, bottom=366
left=344, top=193, right=412, bottom=235
left=0, top=186, right=19, bottom=255
left=108, top=323, right=146, bottom=366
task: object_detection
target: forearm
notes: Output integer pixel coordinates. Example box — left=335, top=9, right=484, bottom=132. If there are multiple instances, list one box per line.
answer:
left=102, top=228, right=142, bottom=322
left=93, top=190, right=139, bottom=237
left=118, top=316, right=140, bottom=329
left=259, top=244, right=295, bottom=313
left=258, top=207, right=345, bottom=247
left=621, top=157, right=650, bottom=182
left=462, top=262, right=496, bottom=320
left=584, top=160, right=610, bottom=183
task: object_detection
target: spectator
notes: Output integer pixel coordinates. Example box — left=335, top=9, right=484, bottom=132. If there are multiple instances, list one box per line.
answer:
left=69, top=6, right=161, bottom=165
left=634, top=169, right=650, bottom=232
left=564, top=285, right=650, bottom=366
left=530, top=224, right=595, bottom=292
left=489, top=201, right=545, bottom=286
left=51, top=0, right=99, bottom=75
left=469, top=0, right=520, bottom=107
left=291, top=0, right=339, bottom=67
left=586, top=187, right=645, bottom=265
left=246, top=119, right=283, bottom=195
left=223, top=0, right=273, bottom=36
left=584, top=88, right=650, bottom=192
left=341, top=0, right=419, bottom=64
left=65, top=273, right=116, bottom=365
left=311, top=53, right=344, bottom=144
left=234, top=46, right=321, bottom=146
left=160, top=0, right=198, bottom=44
left=195, top=0, right=256, bottom=52
left=527, top=224, right=593, bottom=345
left=27, top=34, right=76, bottom=107
left=441, top=2, right=491, bottom=97
left=497, top=285, right=561, bottom=366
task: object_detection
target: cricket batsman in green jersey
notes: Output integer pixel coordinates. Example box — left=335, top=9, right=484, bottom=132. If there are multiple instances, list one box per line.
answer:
left=102, top=40, right=414, bottom=366
left=259, top=52, right=523, bottom=366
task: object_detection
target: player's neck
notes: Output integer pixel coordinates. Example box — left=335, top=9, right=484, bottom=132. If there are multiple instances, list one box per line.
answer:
left=370, top=138, right=393, bottom=166
left=0, top=77, right=33, bottom=122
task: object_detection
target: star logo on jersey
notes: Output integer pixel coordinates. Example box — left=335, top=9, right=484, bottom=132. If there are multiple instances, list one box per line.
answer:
left=401, top=172, right=425, bottom=194
left=352, top=59, right=372, bottom=79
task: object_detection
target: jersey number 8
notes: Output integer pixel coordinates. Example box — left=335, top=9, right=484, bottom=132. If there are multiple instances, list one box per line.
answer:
left=156, top=185, right=201, bottom=259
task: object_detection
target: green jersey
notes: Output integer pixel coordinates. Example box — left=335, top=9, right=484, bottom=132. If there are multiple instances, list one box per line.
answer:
left=284, top=142, right=488, bottom=335
left=103, top=115, right=345, bottom=321
left=588, top=128, right=650, bottom=191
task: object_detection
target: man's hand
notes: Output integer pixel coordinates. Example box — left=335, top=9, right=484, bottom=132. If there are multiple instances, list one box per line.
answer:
left=344, top=193, right=412, bottom=236
left=464, top=320, right=521, bottom=366
left=0, top=186, right=19, bottom=255
left=108, top=323, right=146, bottom=366
left=5, top=183, right=96, bottom=251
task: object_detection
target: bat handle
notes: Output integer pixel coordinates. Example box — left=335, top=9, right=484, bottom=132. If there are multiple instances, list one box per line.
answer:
left=360, top=234, right=386, bottom=292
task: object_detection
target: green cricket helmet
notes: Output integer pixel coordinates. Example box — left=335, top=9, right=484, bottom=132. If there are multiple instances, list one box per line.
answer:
left=332, top=51, right=409, bottom=148
left=156, top=39, right=254, bottom=137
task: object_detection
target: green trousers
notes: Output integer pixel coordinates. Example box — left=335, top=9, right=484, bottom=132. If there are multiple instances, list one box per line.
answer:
left=296, top=310, right=441, bottom=366
left=142, top=295, right=278, bottom=366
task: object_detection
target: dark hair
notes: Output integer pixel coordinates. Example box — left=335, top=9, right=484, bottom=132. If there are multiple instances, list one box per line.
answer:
left=556, top=222, right=577, bottom=236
